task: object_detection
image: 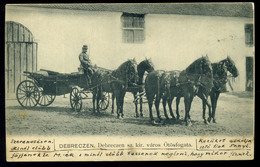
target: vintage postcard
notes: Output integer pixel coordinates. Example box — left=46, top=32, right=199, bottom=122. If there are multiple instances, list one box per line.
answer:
left=5, top=3, right=254, bottom=161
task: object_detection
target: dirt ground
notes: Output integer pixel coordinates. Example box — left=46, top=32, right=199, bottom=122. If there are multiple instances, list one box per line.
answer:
left=5, top=91, right=254, bottom=137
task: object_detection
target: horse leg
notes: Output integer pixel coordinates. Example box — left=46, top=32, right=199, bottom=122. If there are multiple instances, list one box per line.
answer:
left=148, top=101, right=154, bottom=122
left=155, top=94, right=162, bottom=122
left=167, top=97, right=175, bottom=120
left=116, top=95, right=120, bottom=119
left=120, top=91, right=126, bottom=118
left=175, top=97, right=180, bottom=120
left=111, top=93, right=115, bottom=114
left=202, top=100, right=208, bottom=124
left=112, top=85, right=120, bottom=119
left=133, top=92, right=139, bottom=118
left=140, top=95, right=143, bottom=117
left=211, top=91, right=220, bottom=123
left=204, top=97, right=212, bottom=123
left=197, top=90, right=211, bottom=124
left=146, top=92, right=155, bottom=123
left=92, top=91, right=96, bottom=113
left=162, top=98, right=169, bottom=119
left=184, top=94, right=193, bottom=126
left=96, top=89, right=101, bottom=113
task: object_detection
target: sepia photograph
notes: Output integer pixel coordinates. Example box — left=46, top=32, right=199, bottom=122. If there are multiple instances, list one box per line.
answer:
left=5, top=3, right=254, bottom=161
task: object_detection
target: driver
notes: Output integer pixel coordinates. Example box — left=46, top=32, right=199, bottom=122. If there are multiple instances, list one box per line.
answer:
left=79, top=45, right=93, bottom=84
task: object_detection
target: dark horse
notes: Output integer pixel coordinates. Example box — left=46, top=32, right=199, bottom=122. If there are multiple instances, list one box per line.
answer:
left=145, top=56, right=213, bottom=126
left=173, top=56, right=239, bottom=124
left=111, top=58, right=155, bottom=117
left=91, top=59, right=138, bottom=118
left=204, top=56, right=239, bottom=123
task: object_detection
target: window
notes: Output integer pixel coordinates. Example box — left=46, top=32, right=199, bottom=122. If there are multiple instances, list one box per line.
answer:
left=121, top=13, right=145, bottom=43
left=245, top=24, right=253, bottom=47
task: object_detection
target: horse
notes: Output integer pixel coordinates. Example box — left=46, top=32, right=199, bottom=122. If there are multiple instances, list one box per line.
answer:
left=173, top=56, right=239, bottom=124
left=91, top=59, right=138, bottom=118
left=206, top=56, right=239, bottom=123
left=111, top=58, right=155, bottom=117
left=145, top=56, right=213, bottom=126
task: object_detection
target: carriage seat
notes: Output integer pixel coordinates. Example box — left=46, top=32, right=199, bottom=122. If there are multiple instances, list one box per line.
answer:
left=35, top=70, right=49, bottom=76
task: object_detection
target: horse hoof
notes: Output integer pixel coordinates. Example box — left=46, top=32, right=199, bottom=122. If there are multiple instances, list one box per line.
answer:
left=204, top=119, right=209, bottom=125
left=140, top=114, right=144, bottom=117
left=151, top=120, right=159, bottom=125
left=186, top=121, right=192, bottom=126
left=213, top=119, right=217, bottom=123
left=158, top=118, right=163, bottom=123
left=207, top=117, right=212, bottom=123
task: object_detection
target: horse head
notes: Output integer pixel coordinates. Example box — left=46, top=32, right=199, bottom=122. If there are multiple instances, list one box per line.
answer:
left=185, top=56, right=212, bottom=77
left=126, top=59, right=138, bottom=85
left=225, top=56, right=239, bottom=77
left=201, top=55, right=213, bottom=76
left=136, top=58, right=155, bottom=85
left=138, top=58, right=155, bottom=73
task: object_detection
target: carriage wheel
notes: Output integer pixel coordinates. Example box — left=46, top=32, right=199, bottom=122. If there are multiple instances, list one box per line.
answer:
left=99, top=92, right=110, bottom=111
left=38, top=91, right=56, bottom=106
left=16, top=80, right=40, bottom=108
left=70, top=87, right=82, bottom=112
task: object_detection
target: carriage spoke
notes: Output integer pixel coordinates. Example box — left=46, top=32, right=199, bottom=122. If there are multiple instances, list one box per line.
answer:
left=101, top=101, right=106, bottom=109
left=21, top=97, right=27, bottom=105
left=18, top=87, right=26, bottom=93
left=44, top=96, right=47, bottom=105
left=39, top=96, right=44, bottom=105
left=46, top=95, right=50, bottom=102
left=18, top=94, right=26, bottom=100
left=101, top=102, right=105, bottom=109
left=76, top=103, right=80, bottom=110
left=25, top=98, right=28, bottom=107
left=31, top=98, right=36, bottom=106
left=104, top=101, right=107, bottom=108
left=29, top=98, right=32, bottom=107
left=42, top=96, right=47, bottom=105
left=21, top=83, right=26, bottom=91
left=71, top=101, right=76, bottom=109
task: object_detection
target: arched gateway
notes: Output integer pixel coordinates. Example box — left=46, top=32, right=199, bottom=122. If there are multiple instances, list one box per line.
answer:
left=5, top=21, right=38, bottom=95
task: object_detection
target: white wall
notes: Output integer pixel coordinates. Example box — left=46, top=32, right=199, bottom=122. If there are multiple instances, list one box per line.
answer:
left=6, top=5, right=254, bottom=91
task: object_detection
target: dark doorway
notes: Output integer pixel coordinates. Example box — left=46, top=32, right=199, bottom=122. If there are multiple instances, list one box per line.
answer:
left=246, top=56, right=253, bottom=91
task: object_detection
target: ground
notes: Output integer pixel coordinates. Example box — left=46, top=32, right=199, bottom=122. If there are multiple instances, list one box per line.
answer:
left=5, top=91, right=254, bottom=137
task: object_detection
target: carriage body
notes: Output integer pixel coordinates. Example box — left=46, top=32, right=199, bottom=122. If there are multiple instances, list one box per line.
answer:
left=16, top=69, right=86, bottom=108
left=25, top=69, right=85, bottom=95
left=16, top=69, right=110, bottom=111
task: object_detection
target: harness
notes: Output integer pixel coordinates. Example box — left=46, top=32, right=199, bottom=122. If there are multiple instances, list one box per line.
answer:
left=110, top=61, right=138, bottom=90
left=173, top=71, right=213, bottom=94
left=213, top=61, right=228, bottom=91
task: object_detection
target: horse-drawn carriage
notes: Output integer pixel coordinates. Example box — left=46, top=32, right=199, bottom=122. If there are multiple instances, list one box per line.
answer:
left=16, top=56, right=238, bottom=126
left=16, top=58, right=154, bottom=117
left=16, top=69, right=110, bottom=112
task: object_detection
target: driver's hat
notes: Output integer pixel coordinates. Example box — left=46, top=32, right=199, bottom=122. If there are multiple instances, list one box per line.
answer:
left=82, top=45, right=88, bottom=49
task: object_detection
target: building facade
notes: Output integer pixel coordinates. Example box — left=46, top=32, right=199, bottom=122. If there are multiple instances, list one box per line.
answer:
left=6, top=4, right=254, bottom=91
